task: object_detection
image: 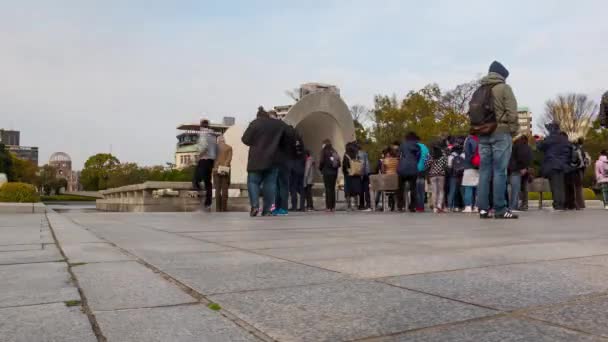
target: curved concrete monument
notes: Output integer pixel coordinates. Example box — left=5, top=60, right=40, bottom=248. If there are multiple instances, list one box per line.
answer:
left=284, top=91, right=356, bottom=167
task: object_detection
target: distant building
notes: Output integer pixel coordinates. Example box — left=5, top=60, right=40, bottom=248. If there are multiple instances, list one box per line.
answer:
left=49, top=152, right=80, bottom=192
left=174, top=117, right=235, bottom=169
left=1, top=129, right=39, bottom=165
left=0, top=129, right=20, bottom=146
left=517, top=107, right=533, bottom=137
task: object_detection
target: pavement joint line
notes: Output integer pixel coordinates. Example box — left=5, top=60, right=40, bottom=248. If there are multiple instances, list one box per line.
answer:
left=510, top=313, right=608, bottom=340
left=91, top=301, right=202, bottom=313
left=204, top=278, right=357, bottom=297
left=506, top=290, right=608, bottom=316
left=0, top=259, right=66, bottom=266
left=45, top=213, right=107, bottom=342
left=59, top=214, right=277, bottom=342
left=350, top=312, right=511, bottom=342
left=0, top=300, right=74, bottom=310
left=368, top=252, right=608, bottom=280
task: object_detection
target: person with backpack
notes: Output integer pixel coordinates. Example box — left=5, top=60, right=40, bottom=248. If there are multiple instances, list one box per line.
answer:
left=303, top=150, right=315, bottom=211
left=508, top=134, right=533, bottom=211
left=461, top=134, right=481, bottom=213
left=319, top=139, right=341, bottom=212
left=537, top=125, right=573, bottom=211
left=565, top=138, right=590, bottom=210
left=428, top=143, right=448, bottom=213
left=357, top=142, right=372, bottom=211
left=242, top=107, right=290, bottom=217
left=470, top=61, right=519, bottom=219
left=343, top=141, right=362, bottom=211
left=595, top=150, right=608, bottom=210
left=193, top=119, right=218, bottom=211
left=447, top=141, right=465, bottom=212
left=397, top=132, right=421, bottom=212
left=415, top=135, right=430, bottom=212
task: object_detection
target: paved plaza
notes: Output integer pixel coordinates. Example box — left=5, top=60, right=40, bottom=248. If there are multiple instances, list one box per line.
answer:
left=2, top=210, right=608, bottom=341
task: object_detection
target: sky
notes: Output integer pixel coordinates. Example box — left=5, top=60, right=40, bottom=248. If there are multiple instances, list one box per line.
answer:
left=1, top=0, right=607, bottom=169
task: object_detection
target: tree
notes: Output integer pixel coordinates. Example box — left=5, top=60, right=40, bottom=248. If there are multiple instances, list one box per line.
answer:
left=350, top=105, right=371, bottom=142
left=285, top=88, right=300, bottom=102
left=106, top=162, right=145, bottom=189
left=36, top=165, right=58, bottom=195
left=0, top=143, right=14, bottom=181
left=539, top=94, right=598, bottom=140
left=10, top=154, right=38, bottom=184
left=80, top=153, right=120, bottom=191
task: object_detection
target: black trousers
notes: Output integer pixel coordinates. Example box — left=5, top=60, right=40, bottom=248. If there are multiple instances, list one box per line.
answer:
left=565, top=170, right=585, bottom=210
left=304, top=185, right=314, bottom=209
left=323, top=174, right=337, bottom=210
left=193, top=159, right=214, bottom=207
left=549, top=173, right=566, bottom=210
left=520, top=174, right=530, bottom=209
left=290, top=171, right=305, bottom=210
left=359, top=175, right=371, bottom=209
left=397, top=175, right=417, bottom=211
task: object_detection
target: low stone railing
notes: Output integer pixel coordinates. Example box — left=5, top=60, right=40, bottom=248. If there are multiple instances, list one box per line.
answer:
left=97, top=182, right=249, bottom=212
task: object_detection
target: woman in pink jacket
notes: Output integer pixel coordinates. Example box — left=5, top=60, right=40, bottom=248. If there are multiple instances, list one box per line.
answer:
left=595, top=150, right=608, bottom=209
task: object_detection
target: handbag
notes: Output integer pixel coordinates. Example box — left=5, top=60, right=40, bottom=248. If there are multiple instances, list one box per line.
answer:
left=217, top=165, right=230, bottom=175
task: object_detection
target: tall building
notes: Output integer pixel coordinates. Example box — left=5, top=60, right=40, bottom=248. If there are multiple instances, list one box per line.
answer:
left=517, top=107, right=533, bottom=136
left=0, top=129, right=20, bottom=146
left=174, top=117, right=235, bottom=169
left=49, top=152, right=80, bottom=192
left=0, top=129, right=39, bottom=165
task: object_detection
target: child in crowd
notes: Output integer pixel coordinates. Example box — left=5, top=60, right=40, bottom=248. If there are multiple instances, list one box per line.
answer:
left=461, top=134, right=480, bottom=213
left=595, top=150, right=608, bottom=210
left=447, top=140, right=465, bottom=212
left=428, top=144, right=448, bottom=213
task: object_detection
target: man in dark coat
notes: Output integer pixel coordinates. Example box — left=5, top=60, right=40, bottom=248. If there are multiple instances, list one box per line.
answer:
left=537, top=124, right=573, bottom=211
left=242, top=107, right=291, bottom=216
left=397, top=132, right=421, bottom=212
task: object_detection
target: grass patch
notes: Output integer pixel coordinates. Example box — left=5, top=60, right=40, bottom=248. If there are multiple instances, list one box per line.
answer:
left=64, top=300, right=82, bottom=307
left=41, top=194, right=97, bottom=202
left=207, top=303, right=222, bottom=311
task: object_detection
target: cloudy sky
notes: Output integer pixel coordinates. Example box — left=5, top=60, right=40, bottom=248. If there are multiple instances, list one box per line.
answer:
left=1, top=0, right=606, bottom=169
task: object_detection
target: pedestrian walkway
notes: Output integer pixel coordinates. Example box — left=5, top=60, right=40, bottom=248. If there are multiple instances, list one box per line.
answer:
left=3, top=210, right=608, bottom=341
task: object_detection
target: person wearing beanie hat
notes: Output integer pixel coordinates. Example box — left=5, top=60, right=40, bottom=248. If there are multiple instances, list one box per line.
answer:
left=476, top=60, right=520, bottom=220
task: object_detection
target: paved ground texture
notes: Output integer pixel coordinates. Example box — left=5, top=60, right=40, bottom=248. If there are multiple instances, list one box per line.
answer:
left=2, top=210, right=608, bottom=341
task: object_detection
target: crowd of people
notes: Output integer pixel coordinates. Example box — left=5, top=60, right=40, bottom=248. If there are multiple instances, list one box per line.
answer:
left=193, top=61, right=608, bottom=217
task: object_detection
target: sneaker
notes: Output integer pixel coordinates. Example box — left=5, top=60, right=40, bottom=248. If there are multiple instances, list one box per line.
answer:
left=479, top=210, right=491, bottom=219
left=473, top=207, right=479, bottom=213
left=433, top=208, right=439, bottom=214
left=274, top=208, right=288, bottom=216
left=249, top=207, right=259, bottom=217
left=495, top=211, right=519, bottom=219
left=462, top=206, right=473, bottom=213
left=604, top=205, right=608, bottom=210
left=416, top=207, right=425, bottom=213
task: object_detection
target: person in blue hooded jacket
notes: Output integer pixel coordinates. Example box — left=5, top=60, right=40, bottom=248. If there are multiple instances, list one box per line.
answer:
left=537, top=124, right=573, bottom=211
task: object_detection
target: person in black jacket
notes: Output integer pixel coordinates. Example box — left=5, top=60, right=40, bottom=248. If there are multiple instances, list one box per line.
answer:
left=565, top=138, right=588, bottom=210
left=343, top=141, right=362, bottom=211
left=537, top=125, right=573, bottom=211
left=319, top=139, right=341, bottom=212
left=508, top=135, right=533, bottom=211
left=242, top=107, right=291, bottom=217
left=289, top=134, right=306, bottom=212
left=397, top=132, right=421, bottom=212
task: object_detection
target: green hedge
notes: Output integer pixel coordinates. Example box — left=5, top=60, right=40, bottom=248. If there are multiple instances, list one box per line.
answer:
left=529, top=188, right=597, bottom=201
left=41, top=194, right=97, bottom=202
left=0, top=182, right=40, bottom=203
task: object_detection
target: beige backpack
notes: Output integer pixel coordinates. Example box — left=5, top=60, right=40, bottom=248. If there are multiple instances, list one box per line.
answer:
left=346, top=155, right=363, bottom=177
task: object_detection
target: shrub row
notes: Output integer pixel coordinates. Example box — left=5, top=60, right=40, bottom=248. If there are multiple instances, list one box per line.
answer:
left=0, top=182, right=40, bottom=203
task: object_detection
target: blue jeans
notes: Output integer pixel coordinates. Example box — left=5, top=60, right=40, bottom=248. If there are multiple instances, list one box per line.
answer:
left=478, top=132, right=512, bottom=214
left=509, top=172, right=522, bottom=210
left=447, top=176, right=463, bottom=209
left=416, top=176, right=426, bottom=209
left=463, top=186, right=476, bottom=207
left=247, top=168, right=278, bottom=213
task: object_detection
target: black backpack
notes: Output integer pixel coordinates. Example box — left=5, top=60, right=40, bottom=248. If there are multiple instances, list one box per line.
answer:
left=451, top=153, right=466, bottom=176
left=468, top=84, right=497, bottom=135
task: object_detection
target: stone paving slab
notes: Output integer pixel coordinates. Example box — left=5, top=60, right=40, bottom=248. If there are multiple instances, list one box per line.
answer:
left=258, top=242, right=417, bottom=262
left=73, top=261, right=196, bottom=311
left=525, top=295, right=608, bottom=337
left=95, top=304, right=260, bottom=342
left=383, top=259, right=608, bottom=311
left=0, top=303, right=96, bottom=342
left=61, top=242, right=135, bottom=264
left=0, top=262, right=79, bottom=308
left=378, top=316, right=602, bottom=342
left=145, top=250, right=346, bottom=294
left=0, top=244, right=63, bottom=265
left=211, top=280, right=496, bottom=342
left=0, top=226, right=45, bottom=245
